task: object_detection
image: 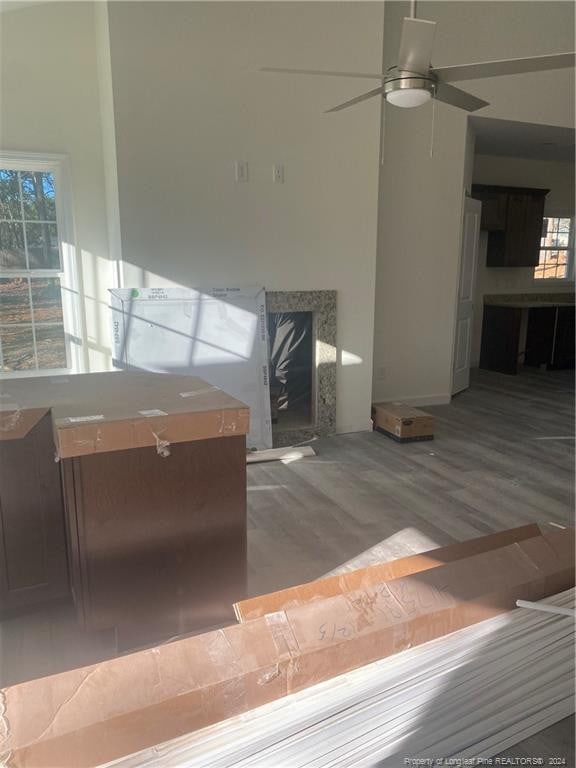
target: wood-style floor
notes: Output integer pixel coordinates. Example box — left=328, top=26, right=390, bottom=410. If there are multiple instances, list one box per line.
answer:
left=1, top=366, right=573, bottom=762
left=248, top=366, right=574, bottom=596
left=246, top=366, right=575, bottom=764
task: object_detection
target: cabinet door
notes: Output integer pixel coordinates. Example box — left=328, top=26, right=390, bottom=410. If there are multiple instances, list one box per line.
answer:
left=0, top=412, right=69, bottom=616
left=479, top=306, right=522, bottom=374
left=475, top=186, right=548, bottom=267
left=503, top=193, right=546, bottom=267
left=522, top=194, right=546, bottom=267
left=504, top=193, right=529, bottom=267
left=525, top=307, right=556, bottom=367
left=551, top=306, right=575, bottom=369
left=478, top=190, right=508, bottom=230
left=63, top=434, right=247, bottom=649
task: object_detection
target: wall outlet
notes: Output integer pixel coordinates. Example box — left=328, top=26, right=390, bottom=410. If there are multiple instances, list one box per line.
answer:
left=272, top=164, right=285, bottom=184
left=234, top=161, right=249, bottom=183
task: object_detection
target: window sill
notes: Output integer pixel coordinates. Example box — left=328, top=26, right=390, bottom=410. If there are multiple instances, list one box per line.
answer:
left=531, top=279, right=575, bottom=287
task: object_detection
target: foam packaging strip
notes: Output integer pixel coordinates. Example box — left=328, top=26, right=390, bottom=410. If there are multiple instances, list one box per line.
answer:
left=107, top=589, right=575, bottom=768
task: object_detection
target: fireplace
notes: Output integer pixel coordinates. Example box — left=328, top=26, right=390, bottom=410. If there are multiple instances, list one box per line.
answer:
left=268, top=311, right=314, bottom=429
left=266, top=291, right=336, bottom=447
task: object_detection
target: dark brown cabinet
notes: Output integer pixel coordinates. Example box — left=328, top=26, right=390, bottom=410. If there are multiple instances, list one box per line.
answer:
left=479, top=305, right=523, bottom=375
left=525, top=305, right=575, bottom=370
left=472, top=184, right=548, bottom=267
left=0, top=410, right=69, bottom=617
left=61, top=434, right=247, bottom=649
left=0, top=371, right=249, bottom=651
left=554, top=307, right=576, bottom=369
left=480, top=302, right=575, bottom=375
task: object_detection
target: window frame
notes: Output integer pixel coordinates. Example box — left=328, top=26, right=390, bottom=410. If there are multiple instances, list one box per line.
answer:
left=0, top=151, right=85, bottom=377
left=533, top=213, right=575, bottom=284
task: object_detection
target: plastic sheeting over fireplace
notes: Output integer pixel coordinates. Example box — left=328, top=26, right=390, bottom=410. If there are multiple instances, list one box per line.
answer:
left=266, top=290, right=336, bottom=448
left=268, top=312, right=314, bottom=430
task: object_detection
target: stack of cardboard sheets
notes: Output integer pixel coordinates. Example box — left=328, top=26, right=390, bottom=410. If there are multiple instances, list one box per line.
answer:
left=2, top=523, right=574, bottom=767
left=109, top=588, right=575, bottom=767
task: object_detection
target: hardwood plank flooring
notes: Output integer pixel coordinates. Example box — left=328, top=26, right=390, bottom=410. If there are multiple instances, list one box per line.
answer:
left=247, top=367, right=574, bottom=595
left=1, top=366, right=573, bottom=762
left=245, top=366, right=575, bottom=765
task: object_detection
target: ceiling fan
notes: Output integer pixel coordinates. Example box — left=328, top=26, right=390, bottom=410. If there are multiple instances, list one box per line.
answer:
left=262, top=4, right=575, bottom=114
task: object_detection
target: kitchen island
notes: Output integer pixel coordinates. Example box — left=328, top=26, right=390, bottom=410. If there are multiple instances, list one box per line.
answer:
left=0, top=371, right=249, bottom=649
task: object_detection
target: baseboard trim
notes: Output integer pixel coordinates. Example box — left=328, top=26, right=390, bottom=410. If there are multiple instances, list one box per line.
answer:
left=336, top=421, right=373, bottom=436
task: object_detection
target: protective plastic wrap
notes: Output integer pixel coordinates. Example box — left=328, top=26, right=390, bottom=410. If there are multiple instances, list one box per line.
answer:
left=2, top=526, right=573, bottom=768
left=268, top=312, right=313, bottom=426
left=234, top=523, right=544, bottom=621
left=0, top=372, right=249, bottom=459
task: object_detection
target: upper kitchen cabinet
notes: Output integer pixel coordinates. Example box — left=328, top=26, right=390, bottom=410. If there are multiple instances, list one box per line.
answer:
left=471, top=184, right=549, bottom=268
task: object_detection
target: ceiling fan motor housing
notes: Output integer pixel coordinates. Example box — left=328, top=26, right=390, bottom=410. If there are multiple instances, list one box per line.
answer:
left=384, top=67, right=437, bottom=106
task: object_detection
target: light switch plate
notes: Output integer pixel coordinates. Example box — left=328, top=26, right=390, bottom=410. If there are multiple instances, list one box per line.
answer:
left=235, top=161, right=249, bottom=183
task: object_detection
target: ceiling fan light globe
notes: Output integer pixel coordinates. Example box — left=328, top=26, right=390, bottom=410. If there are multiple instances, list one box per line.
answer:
left=386, top=88, right=431, bottom=108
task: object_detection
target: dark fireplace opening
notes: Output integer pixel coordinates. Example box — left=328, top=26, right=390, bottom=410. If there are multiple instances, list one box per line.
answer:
left=268, top=311, right=314, bottom=430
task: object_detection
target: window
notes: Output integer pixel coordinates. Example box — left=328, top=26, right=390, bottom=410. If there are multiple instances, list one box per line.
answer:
left=0, top=155, right=82, bottom=375
left=534, top=216, right=574, bottom=280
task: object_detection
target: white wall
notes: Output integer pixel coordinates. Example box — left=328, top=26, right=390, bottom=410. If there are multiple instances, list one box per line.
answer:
left=470, top=154, right=575, bottom=366
left=373, top=0, right=575, bottom=405
left=3, top=1, right=573, bottom=420
left=0, top=1, right=114, bottom=371
left=107, top=1, right=384, bottom=434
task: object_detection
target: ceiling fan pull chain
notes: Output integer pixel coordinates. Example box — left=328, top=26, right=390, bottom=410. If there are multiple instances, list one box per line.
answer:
left=429, top=93, right=436, bottom=159
left=380, top=102, right=386, bottom=167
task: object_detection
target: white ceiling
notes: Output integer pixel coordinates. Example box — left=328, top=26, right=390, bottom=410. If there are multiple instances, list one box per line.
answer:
left=470, top=116, right=575, bottom=163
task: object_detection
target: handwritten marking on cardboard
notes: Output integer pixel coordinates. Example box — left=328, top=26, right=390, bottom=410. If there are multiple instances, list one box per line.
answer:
left=377, top=584, right=405, bottom=619
left=317, top=621, right=354, bottom=643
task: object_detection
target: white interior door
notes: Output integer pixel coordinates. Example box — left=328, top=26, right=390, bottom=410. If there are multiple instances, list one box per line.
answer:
left=452, top=196, right=482, bottom=395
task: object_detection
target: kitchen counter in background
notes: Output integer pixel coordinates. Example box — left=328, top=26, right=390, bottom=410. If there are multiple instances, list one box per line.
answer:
left=480, top=294, right=574, bottom=375
left=484, top=292, right=574, bottom=309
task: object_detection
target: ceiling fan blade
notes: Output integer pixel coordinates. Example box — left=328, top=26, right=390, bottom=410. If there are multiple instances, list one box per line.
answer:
left=434, top=82, right=489, bottom=112
left=432, top=51, right=575, bottom=83
left=325, top=86, right=385, bottom=113
left=261, top=67, right=386, bottom=80
left=397, top=17, right=436, bottom=74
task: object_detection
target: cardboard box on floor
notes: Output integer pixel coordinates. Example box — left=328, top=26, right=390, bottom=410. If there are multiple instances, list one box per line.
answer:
left=2, top=526, right=574, bottom=768
left=234, top=523, right=543, bottom=621
left=372, top=402, right=434, bottom=441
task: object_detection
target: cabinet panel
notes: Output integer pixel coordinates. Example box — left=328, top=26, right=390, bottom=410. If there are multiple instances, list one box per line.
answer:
left=551, top=306, right=575, bottom=370
left=472, top=185, right=548, bottom=268
left=479, top=306, right=522, bottom=375
left=0, top=411, right=69, bottom=616
left=479, top=191, right=508, bottom=230
left=523, top=306, right=574, bottom=370
left=523, top=194, right=546, bottom=267
left=63, top=434, right=247, bottom=649
left=525, top=308, right=556, bottom=367
left=503, top=193, right=527, bottom=267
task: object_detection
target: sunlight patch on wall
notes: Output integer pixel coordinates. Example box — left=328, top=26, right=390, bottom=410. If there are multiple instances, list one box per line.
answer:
left=341, top=350, right=363, bottom=366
